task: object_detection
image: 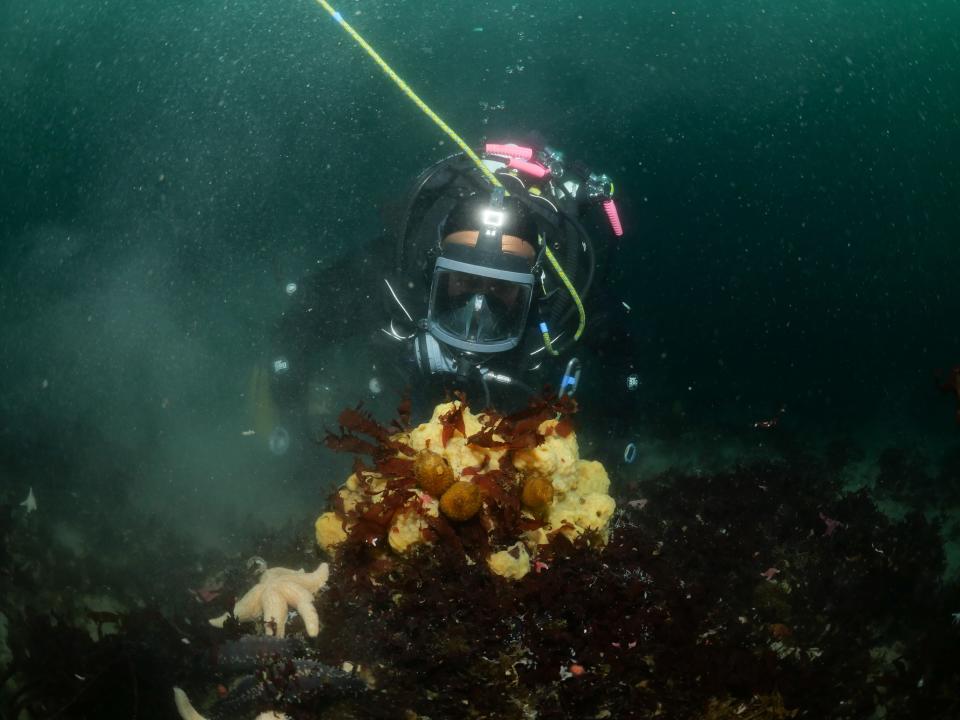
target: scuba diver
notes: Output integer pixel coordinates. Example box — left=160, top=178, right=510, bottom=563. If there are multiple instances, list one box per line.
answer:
left=260, top=139, right=636, bottom=457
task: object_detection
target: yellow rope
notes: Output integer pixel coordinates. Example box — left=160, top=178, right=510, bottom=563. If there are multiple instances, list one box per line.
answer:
left=311, top=0, right=499, bottom=188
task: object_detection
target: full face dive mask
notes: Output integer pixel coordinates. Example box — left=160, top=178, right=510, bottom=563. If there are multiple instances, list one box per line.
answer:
left=425, top=190, right=536, bottom=354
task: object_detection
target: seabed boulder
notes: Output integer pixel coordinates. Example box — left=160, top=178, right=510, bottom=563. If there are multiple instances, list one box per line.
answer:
left=316, top=396, right=616, bottom=579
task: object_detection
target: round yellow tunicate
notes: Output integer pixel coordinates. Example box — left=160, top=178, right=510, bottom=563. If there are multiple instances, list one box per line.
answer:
left=439, top=481, right=482, bottom=522
left=413, top=449, right=455, bottom=497
left=521, top=471, right=554, bottom=510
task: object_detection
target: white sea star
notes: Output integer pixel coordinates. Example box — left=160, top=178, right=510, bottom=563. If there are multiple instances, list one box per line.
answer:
left=211, top=563, right=329, bottom=638
left=173, top=687, right=289, bottom=720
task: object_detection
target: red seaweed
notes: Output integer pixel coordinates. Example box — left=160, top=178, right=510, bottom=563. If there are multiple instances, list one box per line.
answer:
left=466, top=426, right=506, bottom=449
left=375, top=456, right=415, bottom=478
left=324, top=432, right=379, bottom=456
left=338, top=405, right=391, bottom=443
left=439, top=403, right=466, bottom=447
left=392, top=391, right=412, bottom=432
left=324, top=389, right=580, bottom=560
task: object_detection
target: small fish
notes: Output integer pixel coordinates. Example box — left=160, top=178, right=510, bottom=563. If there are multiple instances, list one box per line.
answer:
left=20, top=487, right=37, bottom=513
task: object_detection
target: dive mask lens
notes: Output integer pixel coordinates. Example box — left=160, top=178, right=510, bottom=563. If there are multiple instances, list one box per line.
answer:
left=426, top=258, right=533, bottom=353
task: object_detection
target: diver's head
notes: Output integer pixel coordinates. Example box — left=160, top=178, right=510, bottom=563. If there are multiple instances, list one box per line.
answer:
left=442, top=229, right=536, bottom=263
left=426, top=194, right=538, bottom=354
left=440, top=194, right=538, bottom=266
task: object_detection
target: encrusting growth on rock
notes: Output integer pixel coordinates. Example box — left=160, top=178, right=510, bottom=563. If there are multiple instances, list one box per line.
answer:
left=316, top=393, right=617, bottom=579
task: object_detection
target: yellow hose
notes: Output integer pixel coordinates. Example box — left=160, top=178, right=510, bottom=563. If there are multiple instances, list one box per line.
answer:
left=543, top=246, right=586, bottom=340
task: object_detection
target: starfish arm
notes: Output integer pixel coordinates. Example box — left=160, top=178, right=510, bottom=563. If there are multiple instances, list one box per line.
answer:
left=261, top=566, right=296, bottom=583
left=280, top=581, right=321, bottom=637
left=233, top=582, right=267, bottom=622
left=261, top=586, right=289, bottom=638
left=208, top=611, right=230, bottom=629
left=173, top=687, right=208, bottom=720
left=299, top=563, right=330, bottom=594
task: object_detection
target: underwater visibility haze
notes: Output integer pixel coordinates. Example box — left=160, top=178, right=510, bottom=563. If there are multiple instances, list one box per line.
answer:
left=1, top=0, right=959, bottom=718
